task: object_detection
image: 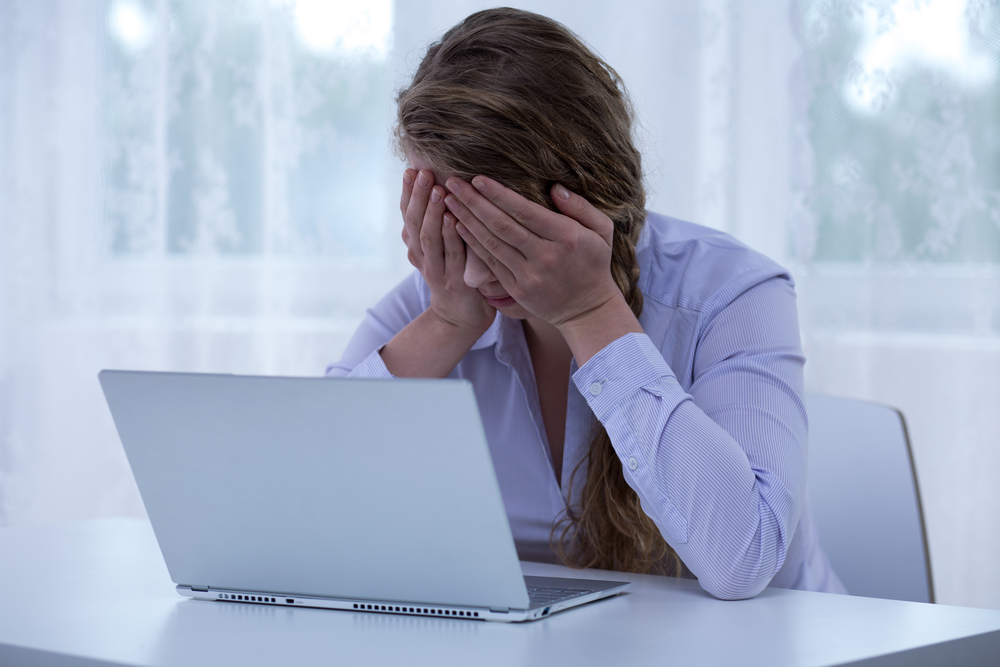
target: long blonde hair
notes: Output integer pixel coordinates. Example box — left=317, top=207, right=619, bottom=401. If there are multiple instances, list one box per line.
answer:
left=396, top=8, right=680, bottom=576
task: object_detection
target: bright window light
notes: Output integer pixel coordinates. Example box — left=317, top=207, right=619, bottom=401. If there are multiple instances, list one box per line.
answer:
left=108, top=0, right=154, bottom=52
left=291, top=0, right=392, bottom=59
left=844, top=0, right=997, bottom=114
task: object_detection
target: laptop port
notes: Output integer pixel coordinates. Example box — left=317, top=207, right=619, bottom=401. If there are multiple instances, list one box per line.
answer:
left=286, top=599, right=294, bottom=604
left=542, top=607, right=550, bottom=616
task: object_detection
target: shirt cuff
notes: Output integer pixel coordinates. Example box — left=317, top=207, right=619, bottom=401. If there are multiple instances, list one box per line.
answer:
left=571, top=332, right=676, bottom=420
left=337, top=347, right=396, bottom=379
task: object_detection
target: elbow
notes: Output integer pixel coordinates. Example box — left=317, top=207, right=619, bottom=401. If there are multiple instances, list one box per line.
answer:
left=696, top=494, right=797, bottom=600
left=694, top=530, right=786, bottom=600
left=699, top=570, right=771, bottom=600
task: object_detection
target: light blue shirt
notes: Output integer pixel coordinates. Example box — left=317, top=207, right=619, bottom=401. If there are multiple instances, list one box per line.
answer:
left=328, top=212, right=845, bottom=600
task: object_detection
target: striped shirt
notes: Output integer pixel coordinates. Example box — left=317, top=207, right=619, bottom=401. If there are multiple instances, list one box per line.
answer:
left=327, top=212, right=845, bottom=600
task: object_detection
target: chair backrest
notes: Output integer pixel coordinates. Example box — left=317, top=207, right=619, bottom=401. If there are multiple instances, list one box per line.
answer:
left=805, top=394, right=934, bottom=603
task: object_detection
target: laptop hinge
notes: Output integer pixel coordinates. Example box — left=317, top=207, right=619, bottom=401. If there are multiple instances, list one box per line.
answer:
left=190, top=585, right=209, bottom=592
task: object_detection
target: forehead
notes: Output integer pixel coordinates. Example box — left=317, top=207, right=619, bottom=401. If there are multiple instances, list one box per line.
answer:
left=407, top=153, right=434, bottom=171
left=406, top=153, right=451, bottom=183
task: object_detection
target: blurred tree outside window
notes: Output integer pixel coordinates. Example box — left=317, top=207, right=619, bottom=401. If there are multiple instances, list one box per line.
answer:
left=102, top=0, right=393, bottom=260
left=795, top=0, right=1000, bottom=265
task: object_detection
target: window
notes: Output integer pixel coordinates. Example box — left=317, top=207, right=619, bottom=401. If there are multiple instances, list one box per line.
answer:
left=797, top=0, right=1000, bottom=263
left=102, top=0, right=394, bottom=260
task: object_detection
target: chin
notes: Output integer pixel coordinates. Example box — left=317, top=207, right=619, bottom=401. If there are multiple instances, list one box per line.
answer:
left=498, top=303, right=532, bottom=320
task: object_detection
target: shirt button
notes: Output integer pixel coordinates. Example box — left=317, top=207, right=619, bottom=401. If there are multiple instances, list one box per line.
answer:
left=628, top=457, right=638, bottom=470
left=589, top=382, right=602, bottom=396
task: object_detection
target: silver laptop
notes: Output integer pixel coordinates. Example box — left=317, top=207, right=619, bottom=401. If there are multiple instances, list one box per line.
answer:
left=99, top=370, right=629, bottom=622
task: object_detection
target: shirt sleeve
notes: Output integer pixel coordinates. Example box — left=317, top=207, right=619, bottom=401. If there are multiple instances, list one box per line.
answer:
left=325, top=272, right=428, bottom=379
left=571, top=275, right=807, bottom=600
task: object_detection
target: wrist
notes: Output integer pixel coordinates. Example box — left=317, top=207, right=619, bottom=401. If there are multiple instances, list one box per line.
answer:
left=379, top=308, right=493, bottom=379
left=556, top=293, right=643, bottom=367
left=425, top=306, right=494, bottom=344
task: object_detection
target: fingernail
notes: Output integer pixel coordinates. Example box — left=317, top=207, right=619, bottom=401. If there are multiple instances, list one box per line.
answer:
left=456, top=223, right=468, bottom=235
left=443, top=213, right=453, bottom=228
left=403, top=170, right=414, bottom=185
left=445, top=178, right=461, bottom=194
left=554, top=183, right=570, bottom=200
left=430, top=187, right=442, bottom=204
left=445, top=195, right=459, bottom=211
left=417, top=170, right=429, bottom=187
left=472, top=177, right=486, bottom=193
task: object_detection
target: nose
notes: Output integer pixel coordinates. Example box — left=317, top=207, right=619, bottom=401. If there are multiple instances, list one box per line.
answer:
left=464, top=247, right=499, bottom=289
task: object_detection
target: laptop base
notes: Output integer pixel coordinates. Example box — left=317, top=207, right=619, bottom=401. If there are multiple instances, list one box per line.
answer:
left=178, top=575, right=628, bottom=623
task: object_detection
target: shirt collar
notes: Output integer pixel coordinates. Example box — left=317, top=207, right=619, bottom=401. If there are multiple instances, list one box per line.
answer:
left=470, top=311, right=503, bottom=351
left=492, top=314, right=526, bottom=369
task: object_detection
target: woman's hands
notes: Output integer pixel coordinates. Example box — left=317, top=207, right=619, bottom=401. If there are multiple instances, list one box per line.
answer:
left=400, top=168, right=496, bottom=336
left=442, top=176, right=643, bottom=365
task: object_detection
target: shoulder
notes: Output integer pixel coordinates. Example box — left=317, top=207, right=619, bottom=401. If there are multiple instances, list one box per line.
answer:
left=637, top=212, right=793, bottom=315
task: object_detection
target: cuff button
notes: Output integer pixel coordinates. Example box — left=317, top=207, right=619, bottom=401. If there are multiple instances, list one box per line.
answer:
left=589, top=382, right=602, bottom=396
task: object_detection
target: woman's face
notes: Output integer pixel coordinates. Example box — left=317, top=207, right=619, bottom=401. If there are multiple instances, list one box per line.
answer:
left=407, top=153, right=533, bottom=320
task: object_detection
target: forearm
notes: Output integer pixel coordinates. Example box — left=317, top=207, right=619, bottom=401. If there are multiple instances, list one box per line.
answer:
left=556, top=293, right=644, bottom=367
left=573, top=329, right=807, bottom=600
left=327, top=271, right=486, bottom=380
left=379, top=308, right=491, bottom=378
left=600, top=383, right=795, bottom=599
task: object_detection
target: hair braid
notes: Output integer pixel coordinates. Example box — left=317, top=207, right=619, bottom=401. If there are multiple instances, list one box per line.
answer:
left=552, top=227, right=682, bottom=577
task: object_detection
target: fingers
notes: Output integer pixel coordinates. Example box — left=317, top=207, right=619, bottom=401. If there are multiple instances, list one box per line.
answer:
left=550, top=183, right=615, bottom=246
left=443, top=181, right=527, bottom=277
left=445, top=177, right=539, bottom=250
left=420, top=185, right=448, bottom=278
left=453, top=216, right=517, bottom=289
left=400, top=170, right=414, bottom=248
left=399, top=169, right=416, bottom=218
left=440, top=212, right=466, bottom=283
left=402, top=169, right=436, bottom=267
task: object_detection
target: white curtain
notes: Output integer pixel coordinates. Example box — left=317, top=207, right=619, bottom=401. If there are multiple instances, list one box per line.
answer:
left=2, top=0, right=998, bottom=610
left=1, top=0, right=411, bottom=523
left=789, top=0, right=1000, bottom=612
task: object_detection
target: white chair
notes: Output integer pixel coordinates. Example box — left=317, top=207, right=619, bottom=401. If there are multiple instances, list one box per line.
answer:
left=805, top=394, right=934, bottom=603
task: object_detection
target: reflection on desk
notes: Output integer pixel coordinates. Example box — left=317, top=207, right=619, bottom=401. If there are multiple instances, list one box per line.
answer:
left=1, top=519, right=999, bottom=667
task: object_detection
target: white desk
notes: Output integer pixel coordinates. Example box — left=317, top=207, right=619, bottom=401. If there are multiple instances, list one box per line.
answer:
left=2, top=519, right=999, bottom=667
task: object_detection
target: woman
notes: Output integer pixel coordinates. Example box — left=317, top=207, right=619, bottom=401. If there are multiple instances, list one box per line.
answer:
left=327, top=7, right=845, bottom=600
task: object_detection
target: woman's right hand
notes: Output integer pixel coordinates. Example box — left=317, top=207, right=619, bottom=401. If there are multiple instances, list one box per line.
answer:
left=400, top=168, right=496, bottom=335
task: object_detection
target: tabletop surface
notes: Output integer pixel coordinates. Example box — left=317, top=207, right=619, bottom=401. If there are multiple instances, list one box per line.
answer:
left=2, top=519, right=1000, bottom=667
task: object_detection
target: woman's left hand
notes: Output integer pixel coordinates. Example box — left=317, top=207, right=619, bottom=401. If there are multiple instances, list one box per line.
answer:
left=442, top=176, right=623, bottom=330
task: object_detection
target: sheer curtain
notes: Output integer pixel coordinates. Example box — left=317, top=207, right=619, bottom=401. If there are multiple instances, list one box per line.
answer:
left=1, top=0, right=410, bottom=524
left=1, top=0, right=997, bottom=610
left=789, top=0, right=1000, bottom=611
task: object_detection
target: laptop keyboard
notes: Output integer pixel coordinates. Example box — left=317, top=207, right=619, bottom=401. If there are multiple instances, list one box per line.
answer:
left=526, top=586, right=590, bottom=608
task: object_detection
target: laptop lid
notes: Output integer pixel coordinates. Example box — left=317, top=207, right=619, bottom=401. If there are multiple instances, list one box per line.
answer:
left=99, top=370, right=530, bottom=611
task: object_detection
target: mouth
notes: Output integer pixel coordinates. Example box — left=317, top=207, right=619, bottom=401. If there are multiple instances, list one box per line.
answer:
left=482, top=293, right=517, bottom=308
